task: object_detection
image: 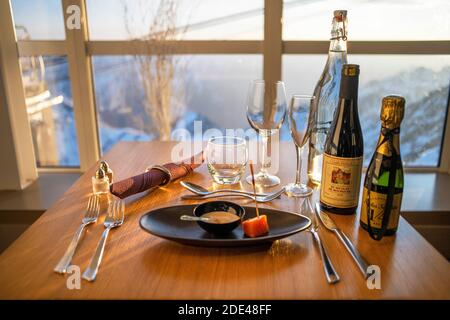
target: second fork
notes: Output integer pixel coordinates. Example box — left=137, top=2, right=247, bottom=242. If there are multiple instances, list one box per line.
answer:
left=82, top=199, right=125, bottom=282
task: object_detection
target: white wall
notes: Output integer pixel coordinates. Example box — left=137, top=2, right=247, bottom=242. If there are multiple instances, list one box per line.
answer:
left=0, top=64, right=23, bottom=190
left=0, top=1, right=37, bottom=190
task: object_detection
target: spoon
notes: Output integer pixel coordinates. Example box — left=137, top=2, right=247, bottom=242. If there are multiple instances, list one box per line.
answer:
left=181, top=181, right=269, bottom=197
left=180, top=215, right=211, bottom=222
left=181, top=187, right=286, bottom=203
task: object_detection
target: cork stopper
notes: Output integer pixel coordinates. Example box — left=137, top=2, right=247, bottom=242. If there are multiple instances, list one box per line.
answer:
left=380, top=95, right=405, bottom=129
left=334, top=10, right=347, bottom=21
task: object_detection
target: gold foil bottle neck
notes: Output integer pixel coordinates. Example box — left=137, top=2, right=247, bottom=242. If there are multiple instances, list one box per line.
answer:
left=342, top=64, right=359, bottom=77
left=380, top=95, right=405, bottom=129
left=95, top=168, right=105, bottom=179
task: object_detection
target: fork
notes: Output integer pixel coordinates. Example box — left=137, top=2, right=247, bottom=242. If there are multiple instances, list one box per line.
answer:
left=303, top=198, right=340, bottom=284
left=54, top=195, right=100, bottom=274
left=82, top=199, right=125, bottom=281
left=181, top=187, right=286, bottom=203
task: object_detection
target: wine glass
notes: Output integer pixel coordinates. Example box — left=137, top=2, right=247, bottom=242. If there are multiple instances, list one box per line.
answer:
left=285, top=95, right=314, bottom=197
left=246, top=80, right=287, bottom=187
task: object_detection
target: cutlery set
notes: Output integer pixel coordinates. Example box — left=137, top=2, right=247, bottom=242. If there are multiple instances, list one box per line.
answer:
left=315, top=202, right=370, bottom=279
left=310, top=200, right=370, bottom=284
left=55, top=180, right=369, bottom=285
left=303, top=198, right=340, bottom=284
left=54, top=195, right=125, bottom=281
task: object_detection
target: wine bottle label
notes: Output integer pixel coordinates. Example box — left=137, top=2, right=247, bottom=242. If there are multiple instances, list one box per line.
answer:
left=360, top=187, right=402, bottom=229
left=320, top=154, right=363, bottom=208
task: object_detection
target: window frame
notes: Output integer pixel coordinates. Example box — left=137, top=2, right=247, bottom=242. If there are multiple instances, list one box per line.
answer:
left=4, top=0, right=450, bottom=173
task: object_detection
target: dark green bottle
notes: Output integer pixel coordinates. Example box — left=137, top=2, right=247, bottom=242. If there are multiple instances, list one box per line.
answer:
left=360, top=95, right=405, bottom=240
left=320, top=64, right=364, bottom=215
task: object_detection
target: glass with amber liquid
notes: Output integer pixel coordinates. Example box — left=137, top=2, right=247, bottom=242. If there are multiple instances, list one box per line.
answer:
left=360, top=95, right=405, bottom=240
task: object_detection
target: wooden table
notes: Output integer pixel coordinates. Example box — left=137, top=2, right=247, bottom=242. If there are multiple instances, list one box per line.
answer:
left=0, top=142, right=449, bottom=299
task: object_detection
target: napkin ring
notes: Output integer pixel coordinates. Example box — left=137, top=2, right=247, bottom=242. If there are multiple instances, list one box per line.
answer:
left=145, top=165, right=172, bottom=186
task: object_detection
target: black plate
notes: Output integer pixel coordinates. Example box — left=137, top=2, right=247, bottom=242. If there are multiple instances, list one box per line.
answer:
left=139, top=205, right=311, bottom=247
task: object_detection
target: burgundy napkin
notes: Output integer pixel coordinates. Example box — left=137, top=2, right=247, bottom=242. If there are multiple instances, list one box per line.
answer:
left=110, top=152, right=203, bottom=199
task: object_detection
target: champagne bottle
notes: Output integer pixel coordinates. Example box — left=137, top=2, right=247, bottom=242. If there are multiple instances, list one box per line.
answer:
left=308, top=10, right=348, bottom=185
left=360, top=95, right=405, bottom=239
left=320, top=64, right=363, bottom=215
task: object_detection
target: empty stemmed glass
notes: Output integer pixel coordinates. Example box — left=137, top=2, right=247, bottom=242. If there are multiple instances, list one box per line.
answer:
left=246, top=80, right=287, bottom=187
left=285, top=95, right=314, bottom=197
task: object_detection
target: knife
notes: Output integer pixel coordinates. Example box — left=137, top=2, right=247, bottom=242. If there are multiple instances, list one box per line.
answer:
left=315, top=203, right=370, bottom=278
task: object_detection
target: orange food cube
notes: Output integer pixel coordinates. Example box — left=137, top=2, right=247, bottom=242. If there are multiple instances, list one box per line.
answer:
left=242, top=215, right=269, bottom=238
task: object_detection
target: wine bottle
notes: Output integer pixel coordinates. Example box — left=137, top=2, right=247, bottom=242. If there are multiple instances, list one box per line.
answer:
left=308, top=10, right=348, bottom=185
left=360, top=95, right=405, bottom=239
left=320, top=64, right=363, bottom=215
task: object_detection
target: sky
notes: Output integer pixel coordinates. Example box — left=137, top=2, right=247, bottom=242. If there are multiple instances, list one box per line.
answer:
left=11, top=0, right=450, bottom=40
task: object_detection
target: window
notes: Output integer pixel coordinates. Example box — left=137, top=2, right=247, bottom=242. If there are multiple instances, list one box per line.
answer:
left=92, top=54, right=262, bottom=153
left=12, top=0, right=65, bottom=40
left=86, top=0, right=264, bottom=40
left=6, top=0, right=450, bottom=171
left=283, top=0, right=450, bottom=40
left=19, top=55, right=80, bottom=167
left=283, top=54, right=450, bottom=166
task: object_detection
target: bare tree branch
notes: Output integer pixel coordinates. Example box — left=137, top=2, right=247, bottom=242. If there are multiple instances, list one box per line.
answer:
left=123, top=0, right=187, bottom=140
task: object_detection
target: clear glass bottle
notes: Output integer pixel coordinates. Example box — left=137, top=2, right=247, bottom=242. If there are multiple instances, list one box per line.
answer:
left=308, top=10, right=348, bottom=185
left=92, top=168, right=110, bottom=195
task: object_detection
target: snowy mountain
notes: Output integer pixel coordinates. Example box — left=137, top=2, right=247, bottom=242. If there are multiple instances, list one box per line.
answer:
left=41, top=56, right=449, bottom=167
left=358, top=67, right=450, bottom=165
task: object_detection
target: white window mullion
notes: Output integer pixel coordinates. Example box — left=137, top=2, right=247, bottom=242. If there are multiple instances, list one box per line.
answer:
left=17, top=40, right=450, bottom=56
left=283, top=40, right=450, bottom=54
left=17, top=40, right=67, bottom=56
left=87, top=40, right=262, bottom=55
left=263, top=0, right=282, bottom=82
left=62, top=0, right=99, bottom=171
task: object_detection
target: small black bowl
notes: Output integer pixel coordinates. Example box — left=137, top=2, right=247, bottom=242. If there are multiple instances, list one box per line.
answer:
left=193, top=201, right=245, bottom=235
